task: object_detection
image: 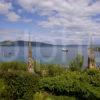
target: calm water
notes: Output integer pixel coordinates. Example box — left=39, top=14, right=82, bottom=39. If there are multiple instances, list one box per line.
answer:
left=0, top=45, right=100, bottom=67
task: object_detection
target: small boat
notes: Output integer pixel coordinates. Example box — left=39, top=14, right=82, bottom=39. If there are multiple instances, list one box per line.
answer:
left=62, top=48, right=68, bottom=52
left=2, top=52, right=14, bottom=57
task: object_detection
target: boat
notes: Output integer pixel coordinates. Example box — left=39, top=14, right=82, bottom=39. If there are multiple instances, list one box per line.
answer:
left=2, top=52, right=14, bottom=57
left=62, top=48, right=68, bottom=52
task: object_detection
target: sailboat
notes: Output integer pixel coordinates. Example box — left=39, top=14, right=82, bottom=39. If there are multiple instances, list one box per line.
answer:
left=62, top=48, right=68, bottom=52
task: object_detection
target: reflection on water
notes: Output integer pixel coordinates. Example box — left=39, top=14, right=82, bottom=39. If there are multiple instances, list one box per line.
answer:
left=0, top=45, right=100, bottom=67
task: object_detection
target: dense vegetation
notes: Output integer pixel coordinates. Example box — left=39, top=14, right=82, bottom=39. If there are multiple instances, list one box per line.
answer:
left=0, top=60, right=99, bottom=100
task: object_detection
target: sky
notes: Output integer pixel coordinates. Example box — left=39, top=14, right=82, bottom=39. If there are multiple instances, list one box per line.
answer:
left=0, top=0, right=100, bottom=45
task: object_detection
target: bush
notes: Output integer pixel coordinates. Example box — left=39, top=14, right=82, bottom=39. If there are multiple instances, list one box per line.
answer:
left=85, top=69, right=100, bottom=76
left=0, top=79, right=9, bottom=99
left=34, top=63, right=66, bottom=77
left=34, top=92, right=76, bottom=100
left=0, top=71, right=40, bottom=100
left=84, top=69, right=100, bottom=87
left=68, top=55, right=84, bottom=71
left=47, top=64, right=65, bottom=76
left=0, top=61, right=100, bottom=99
left=39, top=71, right=100, bottom=99
left=0, top=61, right=27, bottom=72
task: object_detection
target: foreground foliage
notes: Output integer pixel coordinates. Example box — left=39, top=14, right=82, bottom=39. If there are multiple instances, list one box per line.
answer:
left=34, top=92, right=76, bottom=100
left=39, top=70, right=100, bottom=100
left=0, top=61, right=99, bottom=100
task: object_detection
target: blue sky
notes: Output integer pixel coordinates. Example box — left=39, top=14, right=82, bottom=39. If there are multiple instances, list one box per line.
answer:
left=0, top=0, right=100, bottom=45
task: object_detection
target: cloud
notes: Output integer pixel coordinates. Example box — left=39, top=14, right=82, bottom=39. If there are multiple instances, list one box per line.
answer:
left=6, top=12, right=32, bottom=22
left=6, top=12, right=21, bottom=22
left=0, top=1, right=33, bottom=22
left=0, top=1, right=12, bottom=14
left=21, top=18, right=33, bottom=23
left=0, top=28, right=23, bottom=34
left=0, top=28, right=99, bottom=45
left=17, top=0, right=100, bottom=35
left=0, top=0, right=99, bottom=44
left=0, top=28, right=24, bottom=41
left=0, top=1, right=20, bottom=22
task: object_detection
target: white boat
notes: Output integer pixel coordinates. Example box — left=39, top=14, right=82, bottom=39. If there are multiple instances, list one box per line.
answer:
left=62, top=48, right=68, bottom=52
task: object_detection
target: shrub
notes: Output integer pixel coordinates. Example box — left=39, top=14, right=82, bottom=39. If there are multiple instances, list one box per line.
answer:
left=0, top=71, right=40, bottom=100
left=47, top=64, right=65, bottom=76
left=0, top=61, right=27, bottom=72
left=34, top=63, right=66, bottom=77
left=85, top=69, right=100, bottom=76
left=0, top=79, right=9, bottom=99
left=34, top=92, right=76, bottom=100
left=39, top=71, right=100, bottom=99
left=0, top=61, right=100, bottom=99
left=68, top=55, right=84, bottom=71
left=84, top=69, right=100, bottom=87
left=34, top=63, right=49, bottom=77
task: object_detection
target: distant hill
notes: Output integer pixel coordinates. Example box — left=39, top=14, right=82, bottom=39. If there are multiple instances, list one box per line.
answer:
left=0, top=41, right=100, bottom=47
left=0, top=40, right=53, bottom=46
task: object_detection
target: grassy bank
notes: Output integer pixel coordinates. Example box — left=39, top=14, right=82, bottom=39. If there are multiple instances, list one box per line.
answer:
left=0, top=61, right=99, bottom=100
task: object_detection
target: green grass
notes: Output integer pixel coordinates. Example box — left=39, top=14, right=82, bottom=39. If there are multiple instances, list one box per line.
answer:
left=34, top=92, right=76, bottom=100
